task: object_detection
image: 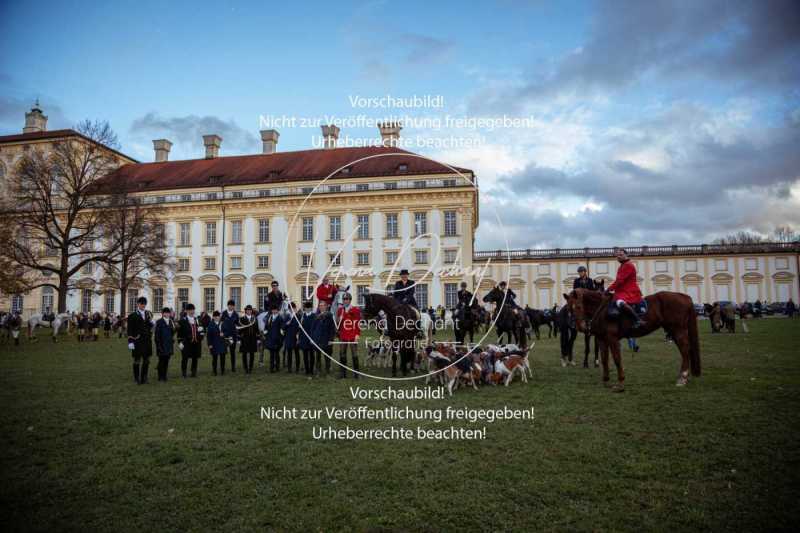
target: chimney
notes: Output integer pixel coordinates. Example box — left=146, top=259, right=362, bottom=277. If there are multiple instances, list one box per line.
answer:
left=203, top=134, right=222, bottom=159
left=378, top=121, right=402, bottom=147
left=260, top=129, right=279, bottom=154
left=321, top=124, right=340, bottom=149
left=23, top=100, right=48, bottom=133
left=152, top=139, right=172, bottom=162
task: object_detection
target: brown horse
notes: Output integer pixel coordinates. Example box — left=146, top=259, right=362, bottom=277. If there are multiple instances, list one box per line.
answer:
left=564, top=289, right=701, bottom=391
left=361, top=293, right=422, bottom=376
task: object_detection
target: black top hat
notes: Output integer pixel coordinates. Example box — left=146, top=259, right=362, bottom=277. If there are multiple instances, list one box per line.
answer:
left=161, top=307, right=171, bottom=314
left=137, top=296, right=147, bottom=305
left=271, top=280, right=279, bottom=286
left=400, top=269, right=409, bottom=276
left=303, top=301, right=313, bottom=309
left=577, top=266, right=587, bottom=272
left=269, top=303, right=279, bottom=311
left=227, top=300, right=235, bottom=306
left=244, top=304, right=253, bottom=311
left=185, top=303, right=195, bottom=311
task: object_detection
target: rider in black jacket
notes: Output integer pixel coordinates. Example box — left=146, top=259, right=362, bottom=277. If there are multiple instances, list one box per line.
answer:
left=573, top=266, right=597, bottom=290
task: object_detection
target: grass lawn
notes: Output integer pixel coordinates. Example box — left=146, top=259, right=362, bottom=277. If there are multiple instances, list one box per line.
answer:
left=1, top=318, right=799, bottom=532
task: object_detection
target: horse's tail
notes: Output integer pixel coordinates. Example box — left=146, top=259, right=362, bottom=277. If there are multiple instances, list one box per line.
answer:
left=688, top=305, right=701, bottom=377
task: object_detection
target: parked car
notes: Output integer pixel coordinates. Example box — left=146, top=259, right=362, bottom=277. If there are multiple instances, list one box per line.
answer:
left=768, top=302, right=787, bottom=315
left=693, top=303, right=706, bottom=317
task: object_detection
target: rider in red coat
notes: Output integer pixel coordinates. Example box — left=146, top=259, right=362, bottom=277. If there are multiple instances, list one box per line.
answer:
left=316, top=276, right=338, bottom=307
left=608, top=248, right=646, bottom=327
left=336, top=301, right=361, bottom=342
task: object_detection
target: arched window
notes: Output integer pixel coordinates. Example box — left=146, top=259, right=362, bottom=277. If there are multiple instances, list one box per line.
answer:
left=41, top=287, right=54, bottom=313
left=11, top=294, right=24, bottom=313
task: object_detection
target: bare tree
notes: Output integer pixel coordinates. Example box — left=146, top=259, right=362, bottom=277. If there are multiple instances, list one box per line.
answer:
left=0, top=121, right=123, bottom=312
left=712, top=231, right=766, bottom=246
left=101, top=188, right=172, bottom=317
left=773, top=226, right=798, bottom=243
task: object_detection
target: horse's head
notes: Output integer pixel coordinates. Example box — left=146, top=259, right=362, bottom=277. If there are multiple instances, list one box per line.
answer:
left=595, top=279, right=605, bottom=292
left=564, top=289, right=598, bottom=333
left=361, top=291, right=380, bottom=319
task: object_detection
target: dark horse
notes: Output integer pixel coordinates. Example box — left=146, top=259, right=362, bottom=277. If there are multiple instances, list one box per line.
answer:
left=361, top=293, right=420, bottom=376
left=483, top=287, right=528, bottom=347
left=565, top=289, right=701, bottom=391
left=525, top=307, right=554, bottom=339
left=453, top=304, right=480, bottom=346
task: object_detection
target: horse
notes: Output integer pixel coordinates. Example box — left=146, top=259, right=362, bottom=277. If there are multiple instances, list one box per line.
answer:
left=580, top=279, right=604, bottom=368
left=27, top=312, right=72, bottom=342
left=705, top=302, right=735, bottom=333
left=564, top=289, right=701, bottom=391
left=482, top=287, right=526, bottom=346
left=453, top=304, right=480, bottom=346
left=361, top=293, right=431, bottom=376
left=5, top=312, right=23, bottom=345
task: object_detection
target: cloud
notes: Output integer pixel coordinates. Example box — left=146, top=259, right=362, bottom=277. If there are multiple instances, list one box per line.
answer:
left=129, top=112, right=260, bottom=160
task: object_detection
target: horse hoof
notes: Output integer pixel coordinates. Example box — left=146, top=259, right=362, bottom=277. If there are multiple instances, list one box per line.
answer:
left=676, top=378, right=688, bottom=387
left=583, top=363, right=589, bottom=369
left=612, top=383, right=625, bottom=393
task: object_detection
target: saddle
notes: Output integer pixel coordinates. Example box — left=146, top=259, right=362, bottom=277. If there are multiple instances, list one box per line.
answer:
left=606, top=300, right=647, bottom=320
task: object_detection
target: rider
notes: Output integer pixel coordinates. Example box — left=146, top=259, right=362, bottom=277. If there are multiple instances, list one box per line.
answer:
left=455, top=281, right=476, bottom=321
left=608, top=248, right=646, bottom=328
left=315, top=276, right=338, bottom=308
left=265, top=280, right=286, bottom=312
left=573, top=266, right=597, bottom=290
left=43, top=307, right=55, bottom=323
left=392, top=269, right=418, bottom=309
left=498, top=281, right=519, bottom=308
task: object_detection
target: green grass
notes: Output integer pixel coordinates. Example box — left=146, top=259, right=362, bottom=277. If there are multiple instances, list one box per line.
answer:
left=1, top=319, right=799, bottom=532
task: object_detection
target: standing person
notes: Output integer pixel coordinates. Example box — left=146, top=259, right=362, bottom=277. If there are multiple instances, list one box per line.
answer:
left=627, top=337, right=640, bottom=352
left=311, top=300, right=336, bottom=376
left=221, top=300, right=239, bottom=373
left=573, top=266, right=597, bottom=290
left=608, top=248, right=646, bottom=328
left=283, top=302, right=301, bottom=373
left=298, top=301, right=316, bottom=376
left=787, top=298, right=796, bottom=318
left=238, top=305, right=259, bottom=374
left=177, top=304, right=204, bottom=378
left=103, top=312, right=112, bottom=339
left=154, top=307, right=175, bottom=382
left=127, top=297, right=154, bottom=385
left=315, top=276, right=338, bottom=308
left=77, top=312, right=88, bottom=342
left=264, top=304, right=285, bottom=373
left=336, top=293, right=361, bottom=379
left=206, top=311, right=226, bottom=376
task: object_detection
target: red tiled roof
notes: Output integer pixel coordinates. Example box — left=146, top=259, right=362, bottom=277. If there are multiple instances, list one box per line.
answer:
left=102, top=146, right=472, bottom=192
left=0, top=129, right=138, bottom=163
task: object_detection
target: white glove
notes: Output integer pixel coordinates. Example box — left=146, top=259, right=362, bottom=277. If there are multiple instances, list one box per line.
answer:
left=227, top=338, right=234, bottom=345
left=178, top=342, right=184, bottom=350
left=128, top=342, right=135, bottom=350
left=197, top=327, right=204, bottom=333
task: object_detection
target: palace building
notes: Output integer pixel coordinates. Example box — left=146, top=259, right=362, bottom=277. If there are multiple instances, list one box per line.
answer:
left=1, top=103, right=798, bottom=317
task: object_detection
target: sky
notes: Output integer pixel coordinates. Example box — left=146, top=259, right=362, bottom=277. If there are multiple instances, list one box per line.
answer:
left=1, top=0, right=798, bottom=250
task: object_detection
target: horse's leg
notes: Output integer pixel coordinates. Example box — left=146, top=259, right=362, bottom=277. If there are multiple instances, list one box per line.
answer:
left=672, top=330, right=692, bottom=386
left=609, top=339, right=625, bottom=392
left=599, top=339, right=610, bottom=385
left=391, top=351, right=398, bottom=376
left=583, top=333, right=590, bottom=368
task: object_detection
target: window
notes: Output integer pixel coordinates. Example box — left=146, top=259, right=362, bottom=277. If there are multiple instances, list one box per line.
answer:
left=413, top=180, right=426, bottom=188
left=357, top=214, right=370, bottom=239
left=357, top=285, right=369, bottom=306
left=302, top=187, right=314, bottom=195
left=596, top=262, right=609, bottom=274
left=715, top=259, right=727, bottom=271
left=414, top=284, right=429, bottom=309
left=301, top=285, right=314, bottom=302
left=230, top=256, right=242, bottom=270
left=414, top=212, right=427, bottom=236
left=154, top=224, right=166, bottom=246
left=257, top=255, right=270, bottom=269
left=385, top=251, right=399, bottom=266
left=385, top=182, right=397, bottom=190
left=127, top=289, right=138, bottom=313
left=329, top=216, right=341, bottom=240
left=81, top=262, right=94, bottom=275
left=207, top=192, right=218, bottom=201
left=414, top=250, right=428, bottom=264
left=204, top=288, right=216, bottom=314
left=443, top=179, right=456, bottom=187
left=445, top=283, right=458, bottom=309
left=231, top=191, right=243, bottom=199
left=81, top=289, right=93, bottom=313
left=329, top=253, right=341, bottom=267
left=231, top=221, right=243, bottom=243
left=655, top=261, right=668, bottom=273
left=328, top=185, right=341, bottom=193
left=776, top=257, right=789, bottom=270
left=443, top=211, right=457, bottom=236
left=567, top=263, right=578, bottom=275
left=152, top=288, right=164, bottom=311
left=179, top=223, right=191, bottom=246
left=302, top=217, right=314, bottom=241
left=443, top=249, right=458, bottom=265
left=398, top=164, right=409, bottom=172
left=259, top=189, right=271, bottom=198
left=301, top=254, right=312, bottom=268
left=105, top=291, right=115, bottom=314
left=177, top=258, right=190, bottom=272
left=180, top=194, right=192, bottom=202
left=229, top=287, right=241, bottom=309
left=683, top=260, right=697, bottom=273
left=204, top=257, right=216, bottom=271
left=356, top=183, right=369, bottom=192
left=41, top=287, right=54, bottom=313
left=11, top=295, right=23, bottom=313
left=385, top=214, right=399, bottom=238
left=537, top=264, right=550, bottom=276
left=356, top=252, right=370, bottom=266
left=205, top=222, right=217, bottom=245
left=745, top=258, right=757, bottom=270
left=155, top=196, right=165, bottom=204
left=258, top=219, right=270, bottom=242
left=257, top=287, right=270, bottom=309
left=177, top=288, right=189, bottom=311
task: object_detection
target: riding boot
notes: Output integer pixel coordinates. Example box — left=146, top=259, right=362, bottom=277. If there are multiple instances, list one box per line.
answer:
left=620, top=302, right=645, bottom=328
left=338, top=356, right=347, bottom=378
left=352, top=355, right=360, bottom=379
left=132, top=363, right=140, bottom=384
left=140, top=360, right=149, bottom=384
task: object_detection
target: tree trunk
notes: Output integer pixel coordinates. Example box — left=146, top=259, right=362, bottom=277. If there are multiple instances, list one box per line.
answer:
left=119, top=282, right=128, bottom=318
left=57, top=279, right=69, bottom=313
